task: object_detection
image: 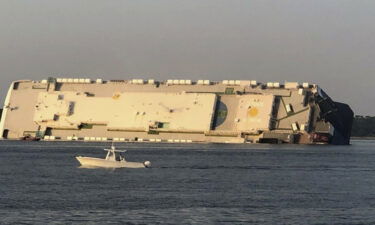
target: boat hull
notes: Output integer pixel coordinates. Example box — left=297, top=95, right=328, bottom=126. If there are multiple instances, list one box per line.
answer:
left=76, top=156, right=146, bottom=168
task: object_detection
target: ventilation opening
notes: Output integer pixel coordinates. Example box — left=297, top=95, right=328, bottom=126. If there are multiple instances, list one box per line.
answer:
left=13, top=82, right=20, bottom=90
left=2, top=129, right=9, bottom=139
left=54, top=83, right=62, bottom=91
left=53, top=115, right=60, bottom=121
left=45, top=128, right=52, bottom=136
left=225, top=88, right=234, bottom=95
left=259, top=138, right=280, bottom=144
left=157, top=122, right=170, bottom=129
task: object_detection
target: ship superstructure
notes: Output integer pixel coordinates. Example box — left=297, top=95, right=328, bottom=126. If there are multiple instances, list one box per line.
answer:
left=0, top=78, right=353, bottom=144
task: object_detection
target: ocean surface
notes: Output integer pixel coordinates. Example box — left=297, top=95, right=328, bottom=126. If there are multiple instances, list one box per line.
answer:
left=1, top=140, right=375, bottom=225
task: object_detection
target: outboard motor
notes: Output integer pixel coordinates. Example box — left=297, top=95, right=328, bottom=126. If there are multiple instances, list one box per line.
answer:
left=143, top=161, right=151, bottom=168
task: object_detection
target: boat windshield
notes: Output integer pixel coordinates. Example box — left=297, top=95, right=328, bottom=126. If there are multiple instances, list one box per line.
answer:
left=105, top=150, right=117, bottom=161
left=104, top=144, right=126, bottom=161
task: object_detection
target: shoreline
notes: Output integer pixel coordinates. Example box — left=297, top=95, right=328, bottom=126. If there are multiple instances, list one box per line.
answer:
left=351, top=137, right=375, bottom=140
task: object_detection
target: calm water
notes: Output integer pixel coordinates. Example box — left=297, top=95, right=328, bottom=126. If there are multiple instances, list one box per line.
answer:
left=1, top=140, right=375, bottom=225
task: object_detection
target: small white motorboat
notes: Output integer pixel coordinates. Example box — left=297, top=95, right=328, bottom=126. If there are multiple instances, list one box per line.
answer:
left=76, top=144, right=151, bottom=168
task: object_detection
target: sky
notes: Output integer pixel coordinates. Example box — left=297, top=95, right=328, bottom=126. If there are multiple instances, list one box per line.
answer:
left=0, top=0, right=374, bottom=115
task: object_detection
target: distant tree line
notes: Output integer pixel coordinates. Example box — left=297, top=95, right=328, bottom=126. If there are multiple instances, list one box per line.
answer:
left=351, top=116, right=375, bottom=137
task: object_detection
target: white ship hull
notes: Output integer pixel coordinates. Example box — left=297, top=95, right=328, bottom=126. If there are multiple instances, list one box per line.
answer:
left=76, top=156, right=146, bottom=168
left=0, top=78, right=353, bottom=144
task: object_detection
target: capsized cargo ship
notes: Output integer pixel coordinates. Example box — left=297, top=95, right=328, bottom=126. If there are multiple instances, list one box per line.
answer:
left=0, top=78, right=353, bottom=144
